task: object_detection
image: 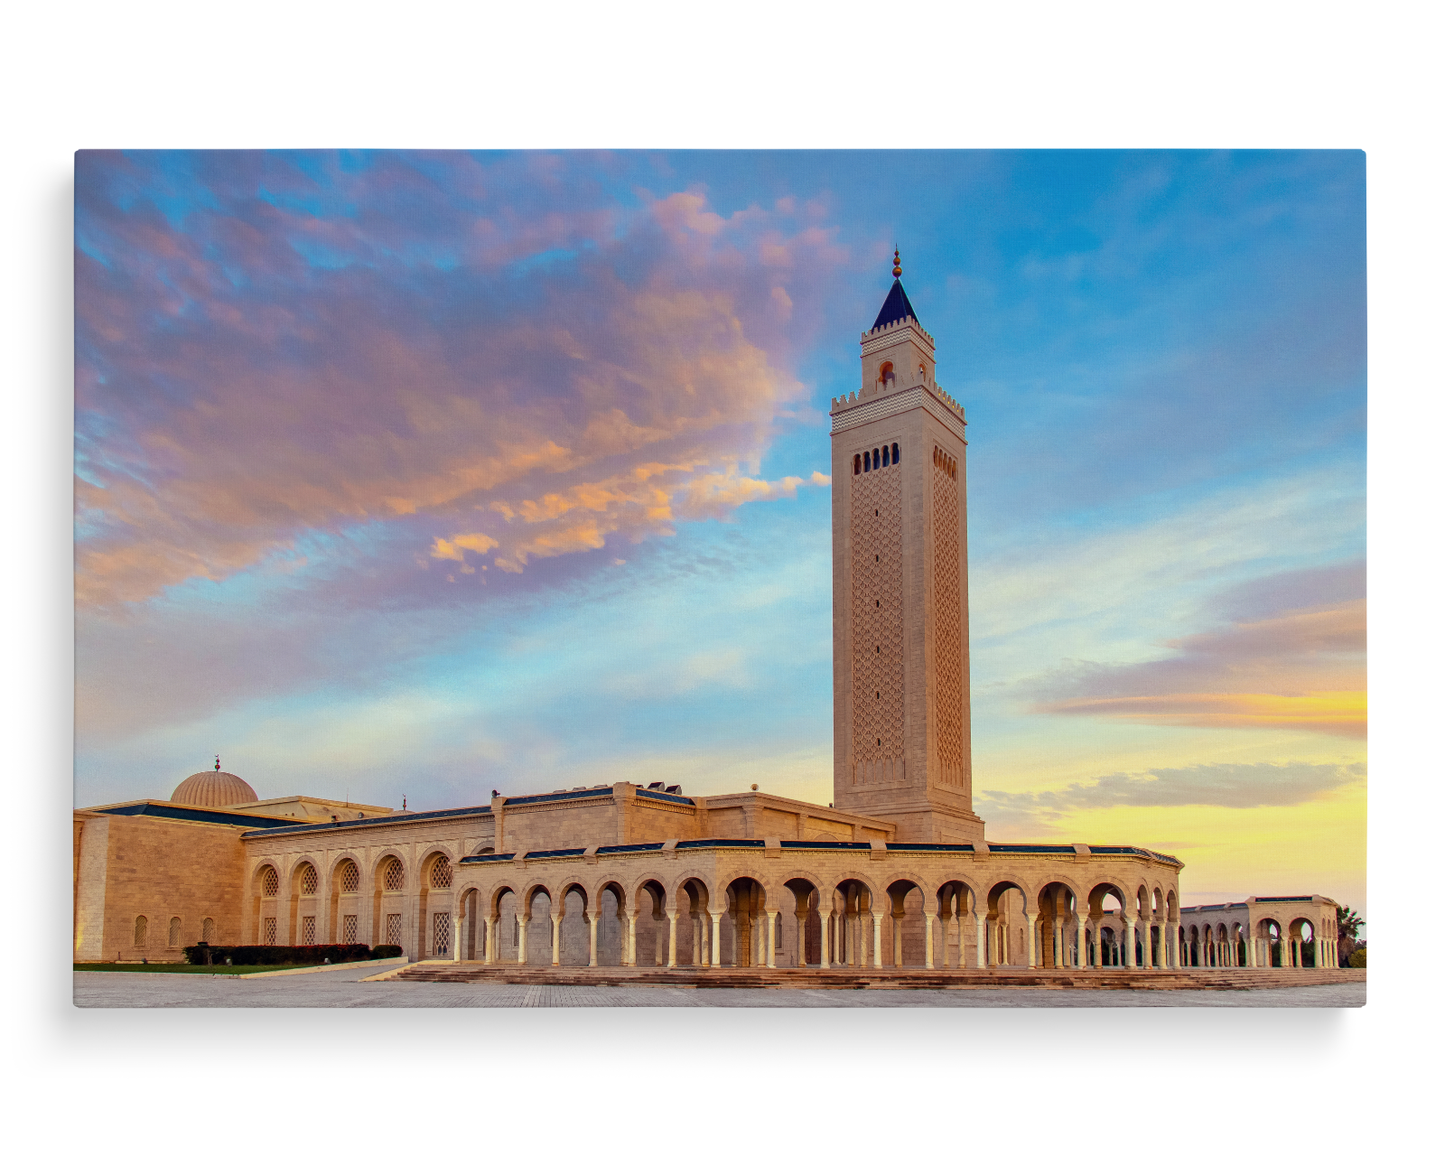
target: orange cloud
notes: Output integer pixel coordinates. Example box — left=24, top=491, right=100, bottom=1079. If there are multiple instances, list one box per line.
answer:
left=1043, top=691, right=1366, bottom=738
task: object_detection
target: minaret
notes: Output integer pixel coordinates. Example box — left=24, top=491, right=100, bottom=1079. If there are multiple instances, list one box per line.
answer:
left=830, top=252, right=985, bottom=842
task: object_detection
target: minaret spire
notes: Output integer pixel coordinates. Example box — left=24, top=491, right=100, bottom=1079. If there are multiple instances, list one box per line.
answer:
left=893, top=247, right=901, bottom=279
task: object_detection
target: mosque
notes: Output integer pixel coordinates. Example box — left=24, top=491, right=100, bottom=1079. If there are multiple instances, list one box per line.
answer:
left=73, top=258, right=1341, bottom=976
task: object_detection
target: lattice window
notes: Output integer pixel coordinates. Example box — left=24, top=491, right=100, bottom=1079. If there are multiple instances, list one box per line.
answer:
left=383, top=858, right=404, bottom=892
left=932, top=449, right=965, bottom=786
left=430, top=857, right=453, bottom=889
left=433, top=912, right=452, bottom=956
left=850, top=458, right=905, bottom=783
left=298, top=862, right=318, bottom=895
left=168, top=916, right=181, bottom=947
left=201, top=917, right=215, bottom=943
left=263, top=917, right=277, bottom=946
left=259, top=865, right=279, bottom=897
left=133, top=915, right=148, bottom=947
left=339, top=860, right=359, bottom=893
left=301, top=915, right=316, bottom=946
left=384, top=913, right=402, bottom=946
left=343, top=914, right=358, bottom=945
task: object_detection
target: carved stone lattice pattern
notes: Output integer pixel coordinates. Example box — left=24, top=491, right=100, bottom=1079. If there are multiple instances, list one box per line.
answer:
left=301, top=915, right=316, bottom=946
left=339, top=860, right=359, bottom=893
left=383, top=858, right=405, bottom=892
left=433, top=911, right=451, bottom=957
left=932, top=456, right=965, bottom=786
left=343, top=914, right=358, bottom=945
left=850, top=460, right=905, bottom=783
left=298, top=862, right=318, bottom=895
left=259, top=866, right=279, bottom=897
left=201, top=917, right=215, bottom=942
left=263, top=917, right=277, bottom=946
left=133, top=915, right=148, bottom=947
left=430, top=857, right=453, bottom=889
left=168, top=916, right=181, bottom=947
left=384, top=913, right=401, bottom=946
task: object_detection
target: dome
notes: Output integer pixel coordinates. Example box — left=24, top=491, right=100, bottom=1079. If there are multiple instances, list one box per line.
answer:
left=171, top=769, right=258, bottom=809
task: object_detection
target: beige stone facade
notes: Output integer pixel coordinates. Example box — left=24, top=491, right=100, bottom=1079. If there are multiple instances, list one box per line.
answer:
left=72, top=262, right=1339, bottom=977
left=1179, top=895, right=1341, bottom=970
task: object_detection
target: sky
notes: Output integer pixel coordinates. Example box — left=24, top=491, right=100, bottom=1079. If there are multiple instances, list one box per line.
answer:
left=74, top=149, right=1366, bottom=912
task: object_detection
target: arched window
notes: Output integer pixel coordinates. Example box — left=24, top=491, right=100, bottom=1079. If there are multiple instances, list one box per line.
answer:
left=430, top=857, right=453, bottom=889
left=339, top=860, right=360, bottom=893
left=168, top=916, right=181, bottom=947
left=862, top=451, right=870, bottom=473
left=133, top=915, right=148, bottom=948
left=259, top=865, right=279, bottom=897
left=891, top=443, right=899, bottom=464
left=878, top=361, right=894, bottom=386
left=383, top=858, right=405, bottom=892
left=201, top=917, right=215, bottom=943
left=872, top=448, right=880, bottom=470
left=853, top=454, right=861, bottom=475
left=298, top=862, right=318, bottom=895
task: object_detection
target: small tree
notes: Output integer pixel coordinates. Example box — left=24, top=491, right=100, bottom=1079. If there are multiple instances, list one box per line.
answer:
left=1336, top=906, right=1365, bottom=963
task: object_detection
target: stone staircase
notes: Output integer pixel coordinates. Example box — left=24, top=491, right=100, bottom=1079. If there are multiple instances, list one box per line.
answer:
left=386, top=962, right=1364, bottom=992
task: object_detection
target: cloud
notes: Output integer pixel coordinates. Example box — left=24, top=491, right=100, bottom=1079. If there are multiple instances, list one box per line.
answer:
left=978, top=761, right=1366, bottom=824
left=1025, top=560, right=1365, bottom=737
left=74, top=152, right=849, bottom=608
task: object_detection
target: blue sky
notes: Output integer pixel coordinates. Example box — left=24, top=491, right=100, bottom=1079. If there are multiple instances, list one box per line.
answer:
left=74, top=149, right=1365, bottom=907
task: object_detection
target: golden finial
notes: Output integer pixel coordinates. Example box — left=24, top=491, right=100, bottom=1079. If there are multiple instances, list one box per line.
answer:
left=893, top=248, right=902, bottom=279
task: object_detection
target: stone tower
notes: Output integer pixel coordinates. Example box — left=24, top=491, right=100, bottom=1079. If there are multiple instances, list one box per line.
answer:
left=830, top=253, right=985, bottom=842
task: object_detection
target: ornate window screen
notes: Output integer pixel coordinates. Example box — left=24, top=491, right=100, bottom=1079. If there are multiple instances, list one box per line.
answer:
left=343, top=914, right=358, bottom=945
left=384, top=913, right=402, bottom=946
left=201, top=917, right=215, bottom=942
left=433, top=912, right=451, bottom=956
left=263, top=917, right=277, bottom=946
left=430, top=857, right=453, bottom=889
left=383, top=858, right=405, bottom=892
left=259, top=866, right=279, bottom=897
left=301, top=915, right=316, bottom=945
left=168, top=916, right=181, bottom=947
left=299, top=862, right=318, bottom=895
left=133, top=915, right=148, bottom=947
left=339, top=860, right=360, bottom=893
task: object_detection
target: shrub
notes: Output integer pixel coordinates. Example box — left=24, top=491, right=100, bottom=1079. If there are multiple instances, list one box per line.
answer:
left=1348, top=947, right=1366, bottom=969
left=183, top=943, right=403, bottom=966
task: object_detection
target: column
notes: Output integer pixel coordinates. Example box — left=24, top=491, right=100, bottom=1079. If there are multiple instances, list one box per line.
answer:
left=872, top=914, right=884, bottom=968
left=1124, top=917, right=1137, bottom=969
left=483, top=916, right=496, bottom=963
left=626, top=914, right=637, bottom=967
left=819, top=911, right=831, bottom=969
left=667, top=912, right=677, bottom=969
left=766, top=910, right=777, bottom=968
left=975, top=913, right=987, bottom=968
left=453, top=908, right=463, bottom=962
left=551, top=913, right=562, bottom=965
left=1142, top=923, right=1155, bottom=969
left=710, top=912, right=722, bottom=967
left=694, top=916, right=702, bottom=966
left=517, top=915, right=529, bottom=965
left=588, top=914, right=599, bottom=967
left=893, top=917, right=904, bottom=969
left=796, top=912, right=808, bottom=968
left=700, top=913, right=710, bottom=968
left=1026, top=914, right=1038, bottom=969
left=1076, top=913, right=1088, bottom=969
left=925, top=913, right=936, bottom=969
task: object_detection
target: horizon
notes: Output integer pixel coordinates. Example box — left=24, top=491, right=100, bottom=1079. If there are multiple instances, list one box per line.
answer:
left=74, top=149, right=1366, bottom=914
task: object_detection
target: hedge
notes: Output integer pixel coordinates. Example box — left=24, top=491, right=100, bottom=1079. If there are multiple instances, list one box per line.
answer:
left=182, top=943, right=404, bottom=966
left=1348, top=947, right=1366, bottom=969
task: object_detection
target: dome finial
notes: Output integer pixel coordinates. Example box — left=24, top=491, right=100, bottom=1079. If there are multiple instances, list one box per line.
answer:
left=214, top=755, right=220, bottom=772
left=893, top=248, right=901, bottom=279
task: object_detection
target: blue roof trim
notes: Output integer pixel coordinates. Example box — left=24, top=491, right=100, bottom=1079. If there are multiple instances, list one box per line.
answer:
left=1253, top=896, right=1315, bottom=903
left=524, top=848, right=586, bottom=860
left=675, top=838, right=765, bottom=850
left=780, top=840, right=872, bottom=850
left=597, top=843, right=666, bottom=854
left=240, top=803, right=494, bottom=838
left=459, top=852, right=515, bottom=864
left=886, top=842, right=975, bottom=852
left=636, top=789, right=695, bottom=805
left=1089, top=845, right=1184, bottom=867
left=988, top=843, right=1075, bottom=854
left=93, top=802, right=305, bottom=829
left=505, top=788, right=612, bottom=807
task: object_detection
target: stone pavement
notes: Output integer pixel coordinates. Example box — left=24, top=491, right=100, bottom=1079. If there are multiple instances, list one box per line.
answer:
left=74, top=964, right=1366, bottom=1008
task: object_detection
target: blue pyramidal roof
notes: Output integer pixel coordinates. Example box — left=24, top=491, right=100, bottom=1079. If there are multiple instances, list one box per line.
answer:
left=871, top=279, right=918, bottom=330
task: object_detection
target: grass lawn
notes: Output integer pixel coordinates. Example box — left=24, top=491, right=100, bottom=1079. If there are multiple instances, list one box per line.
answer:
left=74, top=962, right=323, bottom=975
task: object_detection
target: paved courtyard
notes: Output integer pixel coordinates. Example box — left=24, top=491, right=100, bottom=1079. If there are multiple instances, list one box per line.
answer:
left=74, top=964, right=1366, bottom=1008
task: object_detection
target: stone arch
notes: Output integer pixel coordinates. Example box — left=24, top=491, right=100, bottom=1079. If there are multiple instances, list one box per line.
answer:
left=631, top=879, right=668, bottom=967
left=783, top=876, right=823, bottom=967
left=1289, top=916, right=1317, bottom=968
left=823, top=876, right=877, bottom=969
left=933, top=879, right=980, bottom=969
left=456, top=886, right=481, bottom=960
left=593, top=880, right=629, bottom=966
left=885, top=873, right=931, bottom=968
left=676, top=877, right=712, bottom=967
left=723, top=876, right=768, bottom=967
left=1036, top=881, right=1081, bottom=969
left=553, top=881, right=591, bottom=966
left=983, top=878, right=1031, bottom=967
